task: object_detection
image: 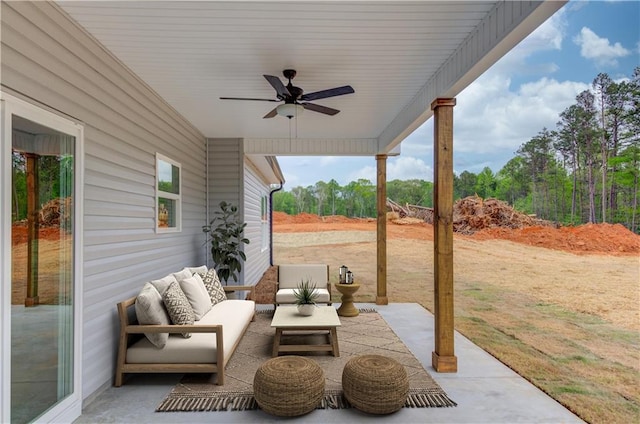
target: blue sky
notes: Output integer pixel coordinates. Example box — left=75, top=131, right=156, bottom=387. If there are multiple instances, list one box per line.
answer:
left=278, top=0, right=640, bottom=189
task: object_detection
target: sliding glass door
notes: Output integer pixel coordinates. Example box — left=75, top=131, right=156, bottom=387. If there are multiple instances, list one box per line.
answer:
left=1, top=93, right=83, bottom=423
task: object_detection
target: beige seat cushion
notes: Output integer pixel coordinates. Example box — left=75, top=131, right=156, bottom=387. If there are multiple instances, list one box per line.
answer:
left=275, top=288, right=331, bottom=304
left=126, top=299, right=255, bottom=364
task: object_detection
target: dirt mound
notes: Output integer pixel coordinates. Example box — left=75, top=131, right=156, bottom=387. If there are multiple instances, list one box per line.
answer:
left=470, top=223, right=640, bottom=255
left=453, top=195, right=552, bottom=234
left=273, top=211, right=372, bottom=225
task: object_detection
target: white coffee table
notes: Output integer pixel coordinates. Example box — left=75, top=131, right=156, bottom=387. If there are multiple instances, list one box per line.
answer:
left=271, top=306, right=342, bottom=357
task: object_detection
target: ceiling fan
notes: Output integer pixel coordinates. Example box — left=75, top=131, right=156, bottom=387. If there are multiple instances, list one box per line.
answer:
left=220, top=69, right=355, bottom=119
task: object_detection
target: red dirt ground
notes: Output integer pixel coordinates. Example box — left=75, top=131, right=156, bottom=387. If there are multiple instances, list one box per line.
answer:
left=273, top=211, right=640, bottom=256
left=11, top=212, right=640, bottom=256
left=11, top=222, right=68, bottom=245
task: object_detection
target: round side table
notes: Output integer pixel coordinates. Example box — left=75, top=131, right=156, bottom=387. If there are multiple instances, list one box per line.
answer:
left=334, top=283, right=360, bottom=317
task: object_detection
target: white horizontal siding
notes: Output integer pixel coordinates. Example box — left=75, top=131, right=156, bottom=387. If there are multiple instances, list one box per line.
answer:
left=206, top=138, right=242, bottom=272
left=2, top=1, right=207, bottom=401
left=207, top=138, right=242, bottom=211
left=243, top=160, right=271, bottom=286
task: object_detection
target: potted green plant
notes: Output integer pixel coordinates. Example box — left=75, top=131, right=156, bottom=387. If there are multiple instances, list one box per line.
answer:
left=202, top=201, right=250, bottom=283
left=294, top=280, right=319, bottom=316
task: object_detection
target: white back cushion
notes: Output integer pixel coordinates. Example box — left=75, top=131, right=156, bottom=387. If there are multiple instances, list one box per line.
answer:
left=278, top=264, right=328, bottom=289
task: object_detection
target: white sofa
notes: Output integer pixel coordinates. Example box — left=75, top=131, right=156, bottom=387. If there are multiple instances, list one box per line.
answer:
left=275, top=264, right=332, bottom=307
left=115, top=266, right=255, bottom=386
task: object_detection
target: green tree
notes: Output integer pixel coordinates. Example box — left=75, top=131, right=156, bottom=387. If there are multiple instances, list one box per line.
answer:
left=576, top=90, right=600, bottom=223
left=327, top=179, right=341, bottom=215
left=272, top=190, right=296, bottom=214
left=556, top=104, right=583, bottom=222
left=474, top=167, right=497, bottom=199
left=496, top=156, right=529, bottom=205
left=593, top=73, right=613, bottom=222
left=517, top=129, right=555, bottom=218
left=609, top=146, right=639, bottom=231
left=454, top=171, right=478, bottom=199
left=313, top=181, right=329, bottom=216
left=290, top=186, right=307, bottom=214
left=387, top=179, right=433, bottom=206
left=12, top=151, right=27, bottom=221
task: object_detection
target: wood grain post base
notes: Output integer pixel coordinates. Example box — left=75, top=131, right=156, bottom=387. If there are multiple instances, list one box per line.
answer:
left=432, top=351, right=457, bottom=372
left=375, top=296, right=388, bottom=305
left=25, top=296, right=39, bottom=307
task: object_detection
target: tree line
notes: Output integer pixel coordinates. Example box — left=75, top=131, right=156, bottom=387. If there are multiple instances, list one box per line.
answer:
left=274, top=68, right=640, bottom=233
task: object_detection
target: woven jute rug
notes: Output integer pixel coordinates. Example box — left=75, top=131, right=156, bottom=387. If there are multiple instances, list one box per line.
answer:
left=156, top=309, right=456, bottom=412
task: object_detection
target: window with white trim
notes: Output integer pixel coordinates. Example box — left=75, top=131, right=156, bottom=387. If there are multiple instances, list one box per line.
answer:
left=156, top=153, right=181, bottom=232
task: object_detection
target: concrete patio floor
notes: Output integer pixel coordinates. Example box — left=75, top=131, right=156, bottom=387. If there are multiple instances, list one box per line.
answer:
left=75, top=303, right=585, bottom=423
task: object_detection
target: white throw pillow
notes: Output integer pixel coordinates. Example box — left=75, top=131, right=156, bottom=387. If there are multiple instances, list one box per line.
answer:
left=150, top=274, right=177, bottom=296
left=186, top=265, right=208, bottom=275
left=171, top=268, right=193, bottom=283
left=134, top=283, right=170, bottom=349
left=179, top=274, right=213, bottom=320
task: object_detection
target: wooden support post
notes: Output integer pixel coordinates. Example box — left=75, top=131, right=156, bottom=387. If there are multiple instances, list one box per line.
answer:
left=25, top=152, right=40, bottom=307
left=431, top=98, right=457, bottom=372
left=375, top=154, right=388, bottom=305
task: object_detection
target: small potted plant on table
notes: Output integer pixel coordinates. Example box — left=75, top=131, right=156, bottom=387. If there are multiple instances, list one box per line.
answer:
left=294, top=280, right=319, bottom=316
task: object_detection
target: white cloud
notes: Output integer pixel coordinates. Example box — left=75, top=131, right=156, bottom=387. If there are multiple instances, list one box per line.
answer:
left=346, top=156, right=434, bottom=184
left=400, top=123, right=433, bottom=156
left=489, top=7, right=566, bottom=77
left=453, top=74, right=589, bottom=155
left=346, top=165, right=375, bottom=185
left=319, top=156, right=340, bottom=167
left=388, top=156, right=433, bottom=182
left=573, top=27, right=630, bottom=67
left=519, top=7, right=565, bottom=53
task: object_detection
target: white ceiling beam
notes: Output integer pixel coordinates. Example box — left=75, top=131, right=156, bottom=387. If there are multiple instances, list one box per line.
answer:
left=244, top=138, right=379, bottom=156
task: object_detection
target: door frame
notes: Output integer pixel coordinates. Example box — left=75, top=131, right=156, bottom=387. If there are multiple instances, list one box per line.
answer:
left=0, top=91, right=84, bottom=423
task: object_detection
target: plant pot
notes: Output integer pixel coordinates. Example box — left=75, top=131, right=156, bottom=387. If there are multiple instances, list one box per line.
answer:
left=297, top=304, right=315, bottom=316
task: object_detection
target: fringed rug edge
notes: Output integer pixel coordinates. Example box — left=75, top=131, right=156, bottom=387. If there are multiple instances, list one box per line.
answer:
left=156, top=387, right=456, bottom=412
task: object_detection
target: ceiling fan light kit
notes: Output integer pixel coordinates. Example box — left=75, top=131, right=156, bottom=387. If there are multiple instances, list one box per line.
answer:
left=220, top=69, right=354, bottom=119
left=277, top=103, right=304, bottom=119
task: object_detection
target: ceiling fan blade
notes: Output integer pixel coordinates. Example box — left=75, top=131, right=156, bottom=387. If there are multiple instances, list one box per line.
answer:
left=302, top=102, right=340, bottom=116
left=300, top=85, right=354, bottom=102
left=263, top=75, right=291, bottom=99
left=220, top=97, right=279, bottom=102
left=263, top=107, right=278, bottom=119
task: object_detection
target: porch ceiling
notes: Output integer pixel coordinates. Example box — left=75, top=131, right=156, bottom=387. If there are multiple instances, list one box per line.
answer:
left=55, top=1, right=564, bottom=155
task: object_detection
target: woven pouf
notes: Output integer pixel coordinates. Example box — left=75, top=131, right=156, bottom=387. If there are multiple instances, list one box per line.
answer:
left=253, top=356, right=325, bottom=417
left=342, top=354, right=409, bottom=414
